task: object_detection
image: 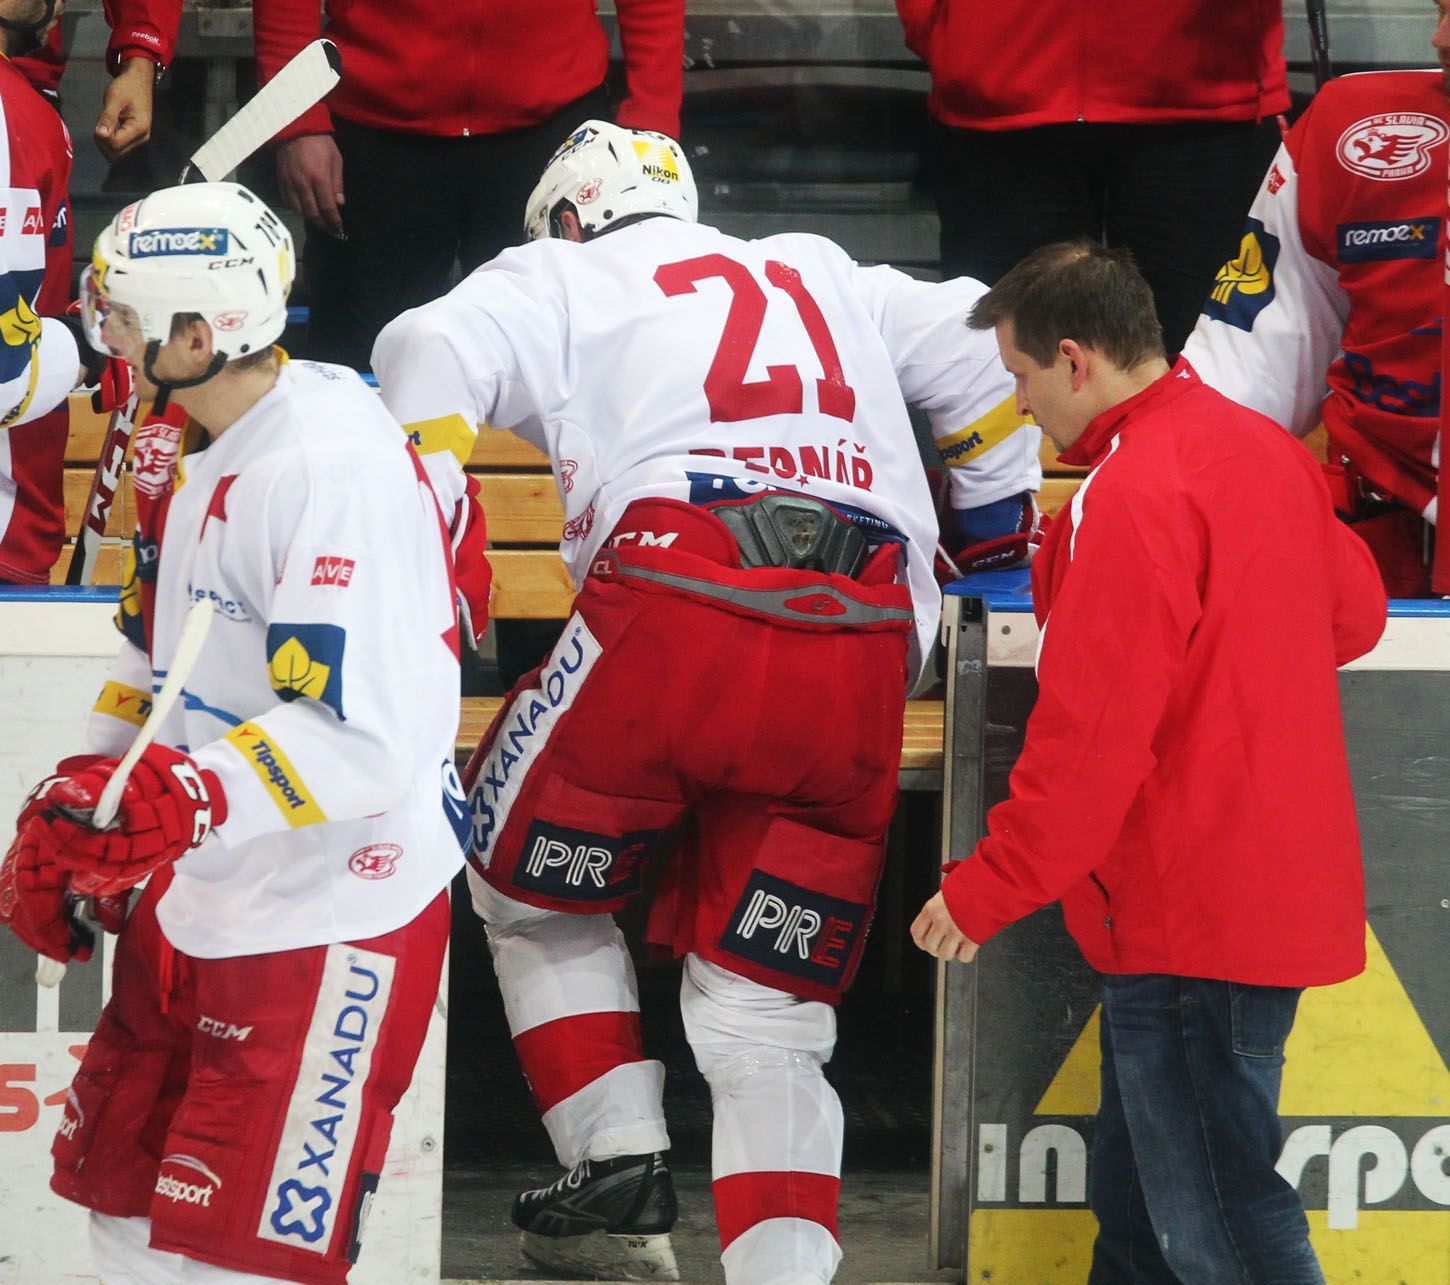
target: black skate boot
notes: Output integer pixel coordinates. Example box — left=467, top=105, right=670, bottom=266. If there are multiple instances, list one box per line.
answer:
left=512, top=1151, right=680, bottom=1281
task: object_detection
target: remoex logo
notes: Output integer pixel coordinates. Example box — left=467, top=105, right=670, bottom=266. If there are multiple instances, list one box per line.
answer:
left=311, top=556, right=355, bottom=587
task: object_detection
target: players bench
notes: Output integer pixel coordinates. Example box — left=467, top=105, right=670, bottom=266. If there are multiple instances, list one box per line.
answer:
left=52, top=392, right=1091, bottom=779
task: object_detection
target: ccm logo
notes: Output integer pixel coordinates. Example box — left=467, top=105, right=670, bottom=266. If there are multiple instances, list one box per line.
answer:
left=311, top=556, right=355, bottom=587
left=197, top=1015, right=253, bottom=1041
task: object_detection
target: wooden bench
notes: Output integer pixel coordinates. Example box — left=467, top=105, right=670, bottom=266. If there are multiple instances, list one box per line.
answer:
left=53, top=393, right=1106, bottom=781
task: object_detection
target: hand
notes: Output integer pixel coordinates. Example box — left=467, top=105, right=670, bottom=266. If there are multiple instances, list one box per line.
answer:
left=25, top=745, right=227, bottom=897
left=910, top=891, right=980, bottom=964
left=452, top=475, right=492, bottom=649
left=95, top=58, right=157, bottom=162
left=276, top=134, right=346, bottom=236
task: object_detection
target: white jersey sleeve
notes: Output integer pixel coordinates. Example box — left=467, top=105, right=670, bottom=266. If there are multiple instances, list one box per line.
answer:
left=84, top=637, right=154, bottom=756
left=1182, top=143, right=1349, bottom=438
left=372, top=253, right=560, bottom=512
left=849, top=263, right=1041, bottom=509
left=0, top=306, right=78, bottom=431
left=188, top=446, right=459, bottom=850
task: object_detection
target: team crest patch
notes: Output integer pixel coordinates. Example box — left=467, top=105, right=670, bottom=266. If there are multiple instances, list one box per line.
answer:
left=1336, top=113, right=1449, bottom=182
left=348, top=844, right=402, bottom=880
left=1202, top=219, right=1280, bottom=332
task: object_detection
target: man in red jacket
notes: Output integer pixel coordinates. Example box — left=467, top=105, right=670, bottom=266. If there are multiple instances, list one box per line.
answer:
left=896, top=0, right=1286, bottom=353
left=253, top=0, right=684, bottom=372
left=912, top=242, right=1386, bottom=1283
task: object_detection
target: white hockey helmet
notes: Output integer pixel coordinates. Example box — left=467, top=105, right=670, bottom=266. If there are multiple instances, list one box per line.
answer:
left=81, top=181, right=295, bottom=384
left=524, top=120, right=697, bottom=241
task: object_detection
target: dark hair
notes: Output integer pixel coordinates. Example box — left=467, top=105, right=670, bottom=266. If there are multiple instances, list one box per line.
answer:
left=967, top=240, right=1165, bottom=371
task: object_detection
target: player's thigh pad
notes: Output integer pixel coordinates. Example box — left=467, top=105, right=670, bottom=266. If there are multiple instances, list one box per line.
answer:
left=145, top=894, right=449, bottom=1285
left=52, top=878, right=192, bottom=1217
left=656, top=804, right=889, bottom=1005
left=465, top=597, right=687, bottom=914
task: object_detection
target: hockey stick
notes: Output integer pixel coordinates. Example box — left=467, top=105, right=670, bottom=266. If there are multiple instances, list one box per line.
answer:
left=36, top=598, right=216, bottom=986
left=1305, top=0, right=1332, bottom=90
left=65, top=39, right=342, bottom=582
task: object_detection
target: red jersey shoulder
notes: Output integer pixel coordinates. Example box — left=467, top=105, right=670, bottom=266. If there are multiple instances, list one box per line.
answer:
left=1291, top=71, right=1448, bottom=182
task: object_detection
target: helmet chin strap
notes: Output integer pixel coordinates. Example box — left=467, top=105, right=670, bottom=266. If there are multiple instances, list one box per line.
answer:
left=0, top=0, right=58, bottom=53
left=144, top=341, right=227, bottom=414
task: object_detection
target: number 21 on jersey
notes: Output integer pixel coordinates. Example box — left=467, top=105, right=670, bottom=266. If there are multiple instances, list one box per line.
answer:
left=654, top=254, right=857, bottom=425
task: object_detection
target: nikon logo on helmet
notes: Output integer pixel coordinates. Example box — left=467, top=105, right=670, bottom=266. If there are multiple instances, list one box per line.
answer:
left=129, top=227, right=231, bottom=258
left=632, top=140, right=679, bottom=183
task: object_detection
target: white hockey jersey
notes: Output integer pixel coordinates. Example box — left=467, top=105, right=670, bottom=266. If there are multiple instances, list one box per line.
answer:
left=86, top=361, right=466, bottom=958
left=372, top=217, right=1041, bottom=681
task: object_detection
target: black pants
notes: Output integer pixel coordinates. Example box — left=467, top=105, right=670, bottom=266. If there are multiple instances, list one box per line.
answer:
left=928, top=117, right=1281, bottom=354
left=301, top=85, right=611, bottom=371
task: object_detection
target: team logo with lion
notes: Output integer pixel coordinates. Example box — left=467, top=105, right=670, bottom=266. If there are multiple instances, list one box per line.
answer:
left=1336, top=112, right=1449, bottom=182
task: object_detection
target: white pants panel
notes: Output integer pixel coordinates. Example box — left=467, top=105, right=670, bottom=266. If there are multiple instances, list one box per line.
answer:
left=720, top=1217, right=843, bottom=1285
left=474, top=874, right=641, bottom=1034
left=475, top=876, right=669, bottom=1166
left=681, top=954, right=842, bottom=1180
left=91, top=1214, right=290, bottom=1284
left=541, top=1058, right=672, bottom=1168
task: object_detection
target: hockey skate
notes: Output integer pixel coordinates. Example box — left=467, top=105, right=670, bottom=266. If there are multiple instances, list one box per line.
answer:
left=512, top=1151, right=680, bottom=1281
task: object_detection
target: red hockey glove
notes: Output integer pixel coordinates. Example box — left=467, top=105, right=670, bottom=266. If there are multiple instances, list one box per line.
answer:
left=27, top=744, right=227, bottom=897
left=451, top=474, right=493, bottom=649
left=934, top=491, right=1049, bottom=585
left=0, top=826, right=94, bottom=963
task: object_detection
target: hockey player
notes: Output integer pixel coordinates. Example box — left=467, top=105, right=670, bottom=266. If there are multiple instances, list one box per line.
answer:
left=1, top=0, right=135, bottom=583
left=1184, top=5, right=1450, bottom=595
left=0, top=182, right=468, bottom=1283
left=372, top=120, right=1040, bottom=1283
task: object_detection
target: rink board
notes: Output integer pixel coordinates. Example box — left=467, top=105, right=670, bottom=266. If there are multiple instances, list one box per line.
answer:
left=932, top=578, right=1450, bottom=1280
left=0, top=593, right=445, bottom=1284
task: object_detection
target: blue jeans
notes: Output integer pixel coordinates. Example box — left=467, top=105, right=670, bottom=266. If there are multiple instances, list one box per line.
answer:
left=1088, top=974, right=1325, bottom=1285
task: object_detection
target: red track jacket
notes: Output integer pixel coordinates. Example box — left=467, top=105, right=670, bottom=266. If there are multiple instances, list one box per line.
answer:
left=942, top=361, right=1386, bottom=986
left=253, top=0, right=684, bottom=143
left=897, top=0, right=1288, bottom=131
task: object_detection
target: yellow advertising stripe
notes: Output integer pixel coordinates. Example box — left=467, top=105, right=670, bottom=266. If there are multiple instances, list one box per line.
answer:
left=936, top=395, right=1028, bottom=468
left=404, top=413, right=477, bottom=469
left=968, top=1209, right=1450, bottom=1280
left=91, top=680, right=153, bottom=728
left=223, top=721, right=327, bottom=827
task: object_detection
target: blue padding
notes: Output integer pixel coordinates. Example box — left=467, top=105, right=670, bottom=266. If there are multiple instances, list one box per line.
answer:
left=943, top=568, right=1033, bottom=613
left=0, top=586, right=118, bottom=603
left=286, top=306, right=309, bottom=325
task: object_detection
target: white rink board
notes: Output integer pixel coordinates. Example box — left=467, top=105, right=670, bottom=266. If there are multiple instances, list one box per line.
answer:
left=0, top=604, right=445, bottom=1284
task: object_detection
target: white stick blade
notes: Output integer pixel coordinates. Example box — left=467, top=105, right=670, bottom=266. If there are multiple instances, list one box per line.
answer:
left=186, top=39, right=342, bottom=183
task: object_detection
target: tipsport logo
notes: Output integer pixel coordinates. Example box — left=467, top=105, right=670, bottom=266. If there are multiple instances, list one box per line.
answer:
left=128, top=227, right=231, bottom=258
left=258, top=948, right=395, bottom=1254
